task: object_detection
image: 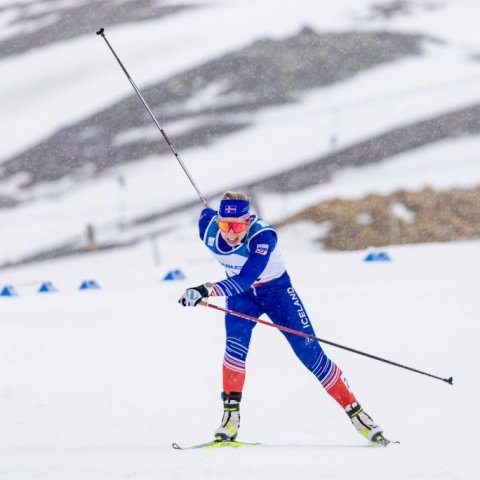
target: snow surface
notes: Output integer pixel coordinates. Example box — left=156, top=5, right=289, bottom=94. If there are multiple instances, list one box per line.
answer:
left=1, top=4, right=480, bottom=476
left=0, top=233, right=478, bottom=479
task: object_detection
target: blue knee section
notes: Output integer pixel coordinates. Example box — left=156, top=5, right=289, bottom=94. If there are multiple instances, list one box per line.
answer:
left=223, top=290, right=262, bottom=365
left=309, top=351, right=335, bottom=383
left=226, top=337, right=249, bottom=364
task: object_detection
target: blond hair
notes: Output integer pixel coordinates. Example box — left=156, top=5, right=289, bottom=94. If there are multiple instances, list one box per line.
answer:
left=221, top=191, right=251, bottom=202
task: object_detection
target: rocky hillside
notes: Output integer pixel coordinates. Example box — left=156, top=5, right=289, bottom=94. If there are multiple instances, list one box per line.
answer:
left=277, top=185, right=480, bottom=250
left=0, top=27, right=425, bottom=192
left=251, top=105, right=480, bottom=193
left=0, top=0, right=193, bottom=59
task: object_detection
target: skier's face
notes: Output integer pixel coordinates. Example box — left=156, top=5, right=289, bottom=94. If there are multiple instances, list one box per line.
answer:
left=218, top=217, right=250, bottom=246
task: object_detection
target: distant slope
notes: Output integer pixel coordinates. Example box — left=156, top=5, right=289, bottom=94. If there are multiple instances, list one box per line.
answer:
left=6, top=177, right=480, bottom=267
left=248, top=103, right=480, bottom=193
left=0, top=28, right=425, bottom=191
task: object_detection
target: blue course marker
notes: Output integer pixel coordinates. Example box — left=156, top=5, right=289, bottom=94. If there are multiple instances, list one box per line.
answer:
left=364, top=251, right=391, bottom=262
left=79, top=280, right=101, bottom=290
left=163, top=269, right=186, bottom=281
left=0, top=285, right=17, bottom=297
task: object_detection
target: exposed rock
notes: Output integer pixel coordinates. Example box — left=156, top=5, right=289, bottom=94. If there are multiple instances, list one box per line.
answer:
left=277, top=186, right=480, bottom=250
left=0, top=0, right=194, bottom=58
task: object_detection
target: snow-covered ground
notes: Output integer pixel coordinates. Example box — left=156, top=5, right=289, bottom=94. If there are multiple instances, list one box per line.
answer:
left=1, top=3, right=479, bottom=476
left=0, top=233, right=477, bottom=479
left=1, top=0, right=480, bottom=262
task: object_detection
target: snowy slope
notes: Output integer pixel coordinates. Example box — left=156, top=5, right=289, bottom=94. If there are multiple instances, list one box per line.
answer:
left=1, top=0, right=480, bottom=263
left=0, top=233, right=478, bottom=479
left=1, top=3, right=479, bottom=478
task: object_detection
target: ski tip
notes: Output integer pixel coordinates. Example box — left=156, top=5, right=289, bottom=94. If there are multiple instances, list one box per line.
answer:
left=171, top=442, right=181, bottom=450
left=445, top=376, right=454, bottom=385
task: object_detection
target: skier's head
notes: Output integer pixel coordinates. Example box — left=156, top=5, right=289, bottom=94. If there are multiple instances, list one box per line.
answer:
left=218, top=191, right=252, bottom=246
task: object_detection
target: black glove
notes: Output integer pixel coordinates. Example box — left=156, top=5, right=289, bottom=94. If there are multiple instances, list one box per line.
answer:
left=178, top=284, right=211, bottom=307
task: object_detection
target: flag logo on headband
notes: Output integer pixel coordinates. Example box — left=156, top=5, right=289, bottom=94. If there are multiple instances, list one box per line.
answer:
left=219, top=199, right=250, bottom=218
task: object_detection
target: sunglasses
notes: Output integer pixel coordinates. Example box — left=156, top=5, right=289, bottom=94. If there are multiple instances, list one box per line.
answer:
left=218, top=220, right=249, bottom=234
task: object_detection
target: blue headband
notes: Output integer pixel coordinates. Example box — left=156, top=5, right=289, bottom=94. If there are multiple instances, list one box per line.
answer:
left=219, top=199, right=250, bottom=218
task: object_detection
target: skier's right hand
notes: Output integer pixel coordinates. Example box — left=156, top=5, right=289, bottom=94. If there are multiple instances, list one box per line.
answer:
left=178, top=284, right=210, bottom=307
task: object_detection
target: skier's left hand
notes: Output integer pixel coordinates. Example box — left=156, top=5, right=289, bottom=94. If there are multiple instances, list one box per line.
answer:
left=178, top=284, right=211, bottom=307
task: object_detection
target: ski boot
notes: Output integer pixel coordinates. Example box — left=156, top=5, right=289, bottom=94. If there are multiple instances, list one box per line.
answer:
left=346, top=402, right=389, bottom=445
left=214, top=391, right=241, bottom=441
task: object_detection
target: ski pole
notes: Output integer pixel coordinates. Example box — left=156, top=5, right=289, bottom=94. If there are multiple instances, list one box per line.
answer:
left=96, top=28, right=207, bottom=205
left=199, top=301, right=454, bottom=385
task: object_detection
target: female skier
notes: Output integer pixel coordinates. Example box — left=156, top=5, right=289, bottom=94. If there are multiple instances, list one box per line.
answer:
left=179, top=191, right=387, bottom=445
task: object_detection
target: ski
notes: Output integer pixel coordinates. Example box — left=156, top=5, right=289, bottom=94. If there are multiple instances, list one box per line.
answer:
left=172, top=440, right=261, bottom=450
